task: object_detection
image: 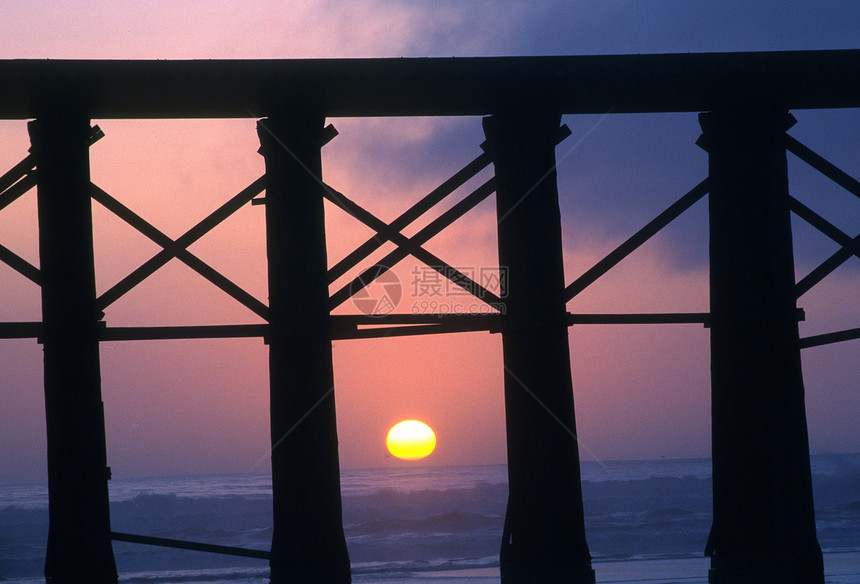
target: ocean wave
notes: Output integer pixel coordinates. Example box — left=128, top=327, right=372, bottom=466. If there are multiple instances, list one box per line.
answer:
left=3, top=457, right=860, bottom=581
left=835, top=500, right=860, bottom=512
left=118, top=567, right=268, bottom=584
left=351, top=555, right=499, bottom=576
left=343, top=481, right=508, bottom=508
left=347, top=510, right=502, bottom=535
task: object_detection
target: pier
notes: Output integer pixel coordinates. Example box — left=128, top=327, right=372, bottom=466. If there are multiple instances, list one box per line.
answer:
left=1, top=51, right=859, bottom=583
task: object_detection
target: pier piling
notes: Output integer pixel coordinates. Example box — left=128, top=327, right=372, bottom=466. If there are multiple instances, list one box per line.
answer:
left=258, top=112, right=351, bottom=584
left=30, top=110, right=118, bottom=584
left=483, top=112, right=595, bottom=584
left=700, top=107, right=824, bottom=584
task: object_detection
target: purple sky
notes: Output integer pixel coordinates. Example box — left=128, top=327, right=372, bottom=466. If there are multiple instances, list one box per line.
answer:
left=0, top=1, right=858, bottom=482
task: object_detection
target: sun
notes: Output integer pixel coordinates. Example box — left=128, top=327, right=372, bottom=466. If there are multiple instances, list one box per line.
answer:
left=386, top=420, right=436, bottom=461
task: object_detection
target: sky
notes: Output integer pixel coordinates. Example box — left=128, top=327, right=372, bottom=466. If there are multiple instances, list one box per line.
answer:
left=0, top=0, right=858, bottom=482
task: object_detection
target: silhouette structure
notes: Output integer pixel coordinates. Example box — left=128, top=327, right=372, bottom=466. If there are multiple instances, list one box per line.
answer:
left=1, top=51, right=858, bottom=584
left=700, top=109, right=825, bottom=583
left=259, top=112, right=351, bottom=583
left=483, top=112, right=594, bottom=583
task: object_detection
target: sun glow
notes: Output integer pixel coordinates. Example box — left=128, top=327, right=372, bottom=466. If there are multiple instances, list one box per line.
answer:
left=386, top=420, right=436, bottom=460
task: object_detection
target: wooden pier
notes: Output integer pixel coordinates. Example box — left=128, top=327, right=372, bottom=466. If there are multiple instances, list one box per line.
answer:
left=1, top=50, right=859, bottom=583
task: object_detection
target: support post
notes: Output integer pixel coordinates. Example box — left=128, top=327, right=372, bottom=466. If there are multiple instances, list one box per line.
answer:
left=258, top=112, right=351, bottom=584
left=29, top=113, right=117, bottom=583
left=482, top=112, right=594, bottom=584
left=699, top=108, right=824, bottom=584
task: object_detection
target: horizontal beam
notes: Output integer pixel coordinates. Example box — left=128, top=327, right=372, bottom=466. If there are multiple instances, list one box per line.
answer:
left=568, top=312, right=710, bottom=325
left=1, top=50, right=859, bottom=119
left=111, top=532, right=269, bottom=560
left=1, top=313, right=715, bottom=341
left=332, top=313, right=502, bottom=339
left=2, top=323, right=271, bottom=342
left=0, top=322, right=41, bottom=339
left=334, top=312, right=715, bottom=339
left=334, top=313, right=497, bottom=326
left=101, top=324, right=267, bottom=341
left=334, top=322, right=488, bottom=340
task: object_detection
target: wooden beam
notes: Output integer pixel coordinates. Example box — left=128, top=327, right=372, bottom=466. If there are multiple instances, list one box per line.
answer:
left=484, top=111, right=594, bottom=584
left=568, top=312, right=709, bottom=325
left=564, top=180, right=709, bottom=302
left=100, top=324, right=267, bottom=341
left=0, top=242, right=41, bottom=285
left=96, top=177, right=265, bottom=311
left=323, top=183, right=501, bottom=307
left=1, top=51, right=858, bottom=119
left=328, top=149, right=494, bottom=283
left=800, top=327, right=860, bottom=349
left=90, top=184, right=269, bottom=320
left=0, top=321, right=41, bottom=339
left=111, top=532, right=269, bottom=560
left=786, top=135, right=860, bottom=201
left=329, top=178, right=497, bottom=310
left=0, top=125, right=101, bottom=195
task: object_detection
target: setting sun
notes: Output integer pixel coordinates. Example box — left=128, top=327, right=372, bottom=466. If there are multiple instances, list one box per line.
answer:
left=386, top=420, right=437, bottom=460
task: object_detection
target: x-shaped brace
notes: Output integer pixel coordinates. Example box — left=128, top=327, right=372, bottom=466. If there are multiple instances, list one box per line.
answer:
left=94, top=177, right=267, bottom=316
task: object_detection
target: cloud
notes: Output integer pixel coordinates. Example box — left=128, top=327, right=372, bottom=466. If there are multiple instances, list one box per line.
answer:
left=4, top=0, right=860, bottom=61
left=2, top=0, right=859, bottom=482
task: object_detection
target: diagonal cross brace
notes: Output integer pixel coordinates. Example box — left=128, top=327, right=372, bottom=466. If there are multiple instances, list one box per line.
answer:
left=91, top=184, right=269, bottom=320
left=95, top=122, right=335, bottom=314
left=96, top=176, right=265, bottom=311
left=0, top=127, right=104, bottom=286
left=324, top=182, right=501, bottom=309
left=564, top=179, right=710, bottom=302
left=328, top=126, right=571, bottom=284
left=786, top=135, right=860, bottom=201
left=0, top=153, right=38, bottom=196
left=0, top=172, right=37, bottom=213
left=796, top=234, right=860, bottom=298
left=0, top=125, right=103, bottom=196
left=329, top=178, right=499, bottom=310
left=327, top=148, right=495, bottom=283
left=327, top=125, right=572, bottom=311
left=799, top=327, right=860, bottom=349
left=790, top=196, right=860, bottom=297
left=789, top=196, right=860, bottom=255
left=0, top=241, right=41, bottom=285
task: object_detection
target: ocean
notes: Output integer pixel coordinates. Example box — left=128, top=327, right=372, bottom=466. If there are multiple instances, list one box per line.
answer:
left=2, top=455, right=859, bottom=583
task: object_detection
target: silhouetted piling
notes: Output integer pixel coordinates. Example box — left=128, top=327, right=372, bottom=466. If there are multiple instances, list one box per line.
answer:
left=483, top=112, right=595, bottom=584
left=30, top=110, right=118, bottom=584
left=700, top=107, right=824, bottom=584
left=258, top=112, right=351, bottom=584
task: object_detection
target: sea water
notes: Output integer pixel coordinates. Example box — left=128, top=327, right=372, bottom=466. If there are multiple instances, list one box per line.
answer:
left=2, top=455, right=859, bottom=583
